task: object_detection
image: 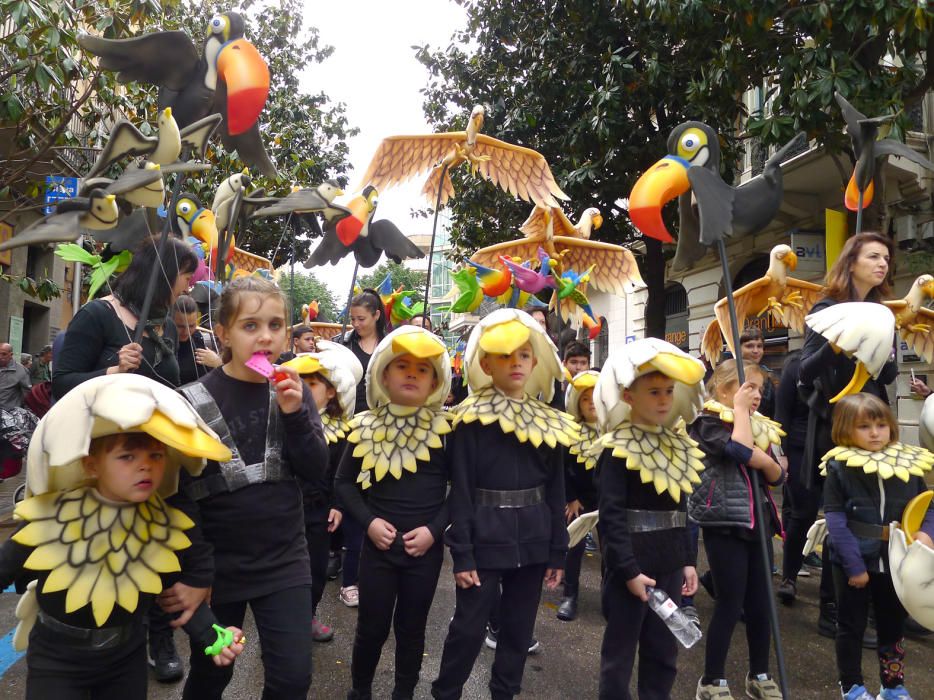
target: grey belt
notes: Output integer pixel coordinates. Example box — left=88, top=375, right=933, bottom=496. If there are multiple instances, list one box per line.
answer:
left=848, top=521, right=890, bottom=541
left=476, top=486, right=545, bottom=508
left=38, top=610, right=141, bottom=650
left=626, top=509, right=686, bottom=532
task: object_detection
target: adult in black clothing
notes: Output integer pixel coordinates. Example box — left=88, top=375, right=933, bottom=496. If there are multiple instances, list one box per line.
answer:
left=51, top=237, right=198, bottom=682
left=796, top=231, right=896, bottom=636
left=335, top=289, right=388, bottom=606
left=52, top=238, right=198, bottom=399
left=174, top=294, right=222, bottom=385
left=737, top=327, right=776, bottom=418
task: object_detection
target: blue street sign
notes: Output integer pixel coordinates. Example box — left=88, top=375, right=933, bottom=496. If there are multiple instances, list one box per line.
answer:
left=44, top=175, right=80, bottom=215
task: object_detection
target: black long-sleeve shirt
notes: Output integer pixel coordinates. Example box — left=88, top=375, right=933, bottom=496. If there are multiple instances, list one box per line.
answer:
left=334, top=439, right=449, bottom=543
left=564, top=446, right=597, bottom=510
left=53, top=299, right=179, bottom=399
left=774, top=352, right=808, bottom=450
left=444, top=421, right=568, bottom=573
left=597, top=452, right=694, bottom=582
left=174, top=369, right=328, bottom=604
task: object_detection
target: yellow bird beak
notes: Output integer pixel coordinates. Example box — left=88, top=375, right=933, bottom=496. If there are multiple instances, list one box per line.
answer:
left=591, top=214, right=603, bottom=230
left=392, top=331, right=444, bottom=359
left=901, top=490, right=934, bottom=545
left=281, top=355, right=323, bottom=377
left=628, top=156, right=691, bottom=244
left=478, top=319, right=531, bottom=355
left=163, top=107, right=172, bottom=119
left=829, top=361, right=872, bottom=403
left=781, top=250, right=798, bottom=271
left=138, top=410, right=231, bottom=462
left=191, top=209, right=219, bottom=246
left=644, top=352, right=705, bottom=385
left=334, top=188, right=345, bottom=197
left=570, top=372, right=598, bottom=391
left=922, top=278, right=934, bottom=299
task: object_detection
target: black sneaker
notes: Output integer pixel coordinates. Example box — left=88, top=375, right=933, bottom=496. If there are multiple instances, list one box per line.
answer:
left=484, top=624, right=498, bottom=650
left=584, top=533, right=597, bottom=552
left=527, top=638, right=541, bottom=655
left=149, top=631, right=184, bottom=683
left=556, top=596, right=578, bottom=621
left=802, top=552, right=822, bottom=568
left=776, top=578, right=796, bottom=606
left=327, top=551, right=342, bottom=581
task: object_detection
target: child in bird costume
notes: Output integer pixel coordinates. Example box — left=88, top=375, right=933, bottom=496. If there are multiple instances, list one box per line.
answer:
left=282, top=340, right=364, bottom=644
left=334, top=326, right=452, bottom=700
left=0, top=374, right=244, bottom=698
left=591, top=338, right=706, bottom=700
left=432, top=308, right=577, bottom=700
left=821, top=393, right=934, bottom=700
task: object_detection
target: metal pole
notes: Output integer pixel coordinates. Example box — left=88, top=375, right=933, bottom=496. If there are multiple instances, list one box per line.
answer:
left=421, top=163, right=450, bottom=325
left=134, top=146, right=191, bottom=344
left=715, top=237, right=790, bottom=698
left=855, top=188, right=864, bottom=235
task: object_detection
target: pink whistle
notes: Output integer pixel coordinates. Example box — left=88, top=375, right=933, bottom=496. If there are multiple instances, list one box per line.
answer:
left=245, top=352, right=289, bottom=383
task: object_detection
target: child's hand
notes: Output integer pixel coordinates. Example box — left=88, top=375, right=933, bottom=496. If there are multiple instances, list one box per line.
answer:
left=565, top=499, right=583, bottom=523
left=543, top=568, right=563, bottom=590
left=682, top=566, right=698, bottom=597
left=455, top=570, right=481, bottom=589
left=367, top=517, right=397, bottom=550
left=211, top=626, right=246, bottom=667
left=626, top=573, right=657, bottom=602
left=402, top=526, right=435, bottom=557
left=272, top=364, right=303, bottom=414
left=327, top=508, right=343, bottom=533
left=732, top=381, right=760, bottom=413
left=913, top=531, right=934, bottom=549
left=848, top=571, right=870, bottom=588
left=159, top=582, right=211, bottom=628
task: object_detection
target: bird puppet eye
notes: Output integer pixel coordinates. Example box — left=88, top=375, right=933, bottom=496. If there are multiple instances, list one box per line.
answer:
left=680, top=132, right=700, bottom=154
left=210, top=15, right=225, bottom=32
left=178, top=201, right=193, bottom=215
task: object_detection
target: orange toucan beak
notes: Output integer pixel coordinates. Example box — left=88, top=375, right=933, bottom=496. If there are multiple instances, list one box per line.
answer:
left=844, top=172, right=874, bottom=211
left=191, top=209, right=219, bottom=247
left=216, top=39, right=270, bottom=135
left=628, top=155, right=692, bottom=243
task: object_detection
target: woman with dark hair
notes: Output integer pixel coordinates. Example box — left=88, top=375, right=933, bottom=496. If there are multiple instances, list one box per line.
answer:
left=53, top=238, right=199, bottom=399
left=174, top=294, right=222, bottom=385
left=792, top=231, right=897, bottom=637
left=335, top=288, right=388, bottom=608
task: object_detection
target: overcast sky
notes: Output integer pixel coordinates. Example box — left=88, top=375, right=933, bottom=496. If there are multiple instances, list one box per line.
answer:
left=294, top=1, right=468, bottom=302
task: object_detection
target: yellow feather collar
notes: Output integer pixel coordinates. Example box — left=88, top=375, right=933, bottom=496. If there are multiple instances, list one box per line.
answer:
left=819, top=443, right=934, bottom=482
left=452, top=386, right=580, bottom=448
left=322, top=413, right=350, bottom=445
left=703, top=400, right=785, bottom=451
left=593, top=422, right=706, bottom=503
left=570, top=422, right=600, bottom=471
left=348, top=404, right=451, bottom=489
left=12, top=487, right=193, bottom=627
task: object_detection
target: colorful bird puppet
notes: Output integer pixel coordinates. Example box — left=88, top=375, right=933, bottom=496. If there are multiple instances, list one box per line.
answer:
left=54, top=243, right=133, bottom=300
left=629, top=121, right=805, bottom=271
left=500, top=255, right=555, bottom=294
left=173, top=193, right=230, bottom=270
left=463, top=258, right=513, bottom=298
left=357, top=105, right=568, bottom=208
left=0, top=190, right=119, bottom=252
left=439, top=266, right=484, bottom=314
left=889, top=490, right=934, bottom=632
left=301, top=300, right=320, bottom=324
left=834, top=92, right=934, bottom=216
left=304, top=186, right=424, bottom=268
left=700, top=244, right=825, bottom=364
left=804, top=301, right=897, bottom=403
left=79, top=12, right=275, bottom=177
left=546, top=259, right=603, bottom=337
left=883, top=274, right=934, bottom=363
left=375, top=275, right=422, bottom=327
left=250, top=180, right=349, bottom=236
left=470, top=205, right=645, bottom=298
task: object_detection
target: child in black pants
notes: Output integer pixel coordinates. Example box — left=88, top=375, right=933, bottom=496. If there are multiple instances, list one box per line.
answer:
left=335, top=327, right=453, bottom=700
left=432, top=309, right=577, bottom=700
left=593, top=339, right=704, bottom=699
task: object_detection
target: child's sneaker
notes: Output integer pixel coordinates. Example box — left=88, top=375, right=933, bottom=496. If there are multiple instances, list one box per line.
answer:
left=876, top=686, right=913, bottom=700
left=311, top=617, right=334, bottom=642
left=696, top=677, right=734, bottom=700
left=745, top=673, right=782, bottom=699
left=339, top=585, right=359, bottom=607
left=841, top=685, right=874, bottom=700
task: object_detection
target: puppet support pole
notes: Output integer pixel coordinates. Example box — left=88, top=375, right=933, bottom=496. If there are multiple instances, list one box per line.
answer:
left=421, top=162, right=450, bottom=324
left=855, top=189, right=864, bottom=235
left=134, top=146, right=192, bottom=344
left=716, top=238, right=790, bottom=697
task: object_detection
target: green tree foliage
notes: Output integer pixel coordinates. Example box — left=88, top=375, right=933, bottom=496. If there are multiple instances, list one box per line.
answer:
left=416, top=0, right=933, bottom=337
left=281, top=269, right=339, bottom=324
left=357, top=261, right=427, bottom=300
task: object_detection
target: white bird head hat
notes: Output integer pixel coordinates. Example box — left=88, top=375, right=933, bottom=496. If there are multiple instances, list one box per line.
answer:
left=565, top=370, right=600, bottom=423
left=595, top=337, right=706, bottom=432
left=25, top=374, right=230, bottom=499
left=366, top=326, right=452, bottom=409
left=464, top=308, right=563, bottom=400
left=281, top=340, right=364, bottom=421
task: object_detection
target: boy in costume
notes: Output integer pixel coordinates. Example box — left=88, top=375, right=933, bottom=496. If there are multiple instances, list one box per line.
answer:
left=432, top=308, right=577, bottom=700
left=0, top=373, right=244, bottom=698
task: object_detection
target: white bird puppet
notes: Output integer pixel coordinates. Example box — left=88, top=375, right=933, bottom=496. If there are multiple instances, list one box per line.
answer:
left=701, top=243, right=824, bottom=364
left=884, top=274, right=934, bottom=364
left=804, top=301, right=897, bottom=403
left=888, top=490, right=934, bottom=632
left=920, top=394, right=934, bottom=452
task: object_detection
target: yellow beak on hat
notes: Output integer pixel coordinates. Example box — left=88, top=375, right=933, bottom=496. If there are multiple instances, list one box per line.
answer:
left=391, top=332, right=444, bottom=359
left=478, top=320, right=531, bottom=356
left=282, top=355, right=324, bottom=377
left=138, top=410, right=231, bottom=462
left=639, top=352, right=706, bottom=385
left=570, top=372, right=598, bottom=391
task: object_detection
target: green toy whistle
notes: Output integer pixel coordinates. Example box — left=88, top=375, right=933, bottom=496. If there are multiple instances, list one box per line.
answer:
left=204, top=623, right=233, bottom=656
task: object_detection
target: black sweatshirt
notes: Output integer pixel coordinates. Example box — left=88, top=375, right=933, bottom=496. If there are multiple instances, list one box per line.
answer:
left=173, top=369, right=328, bottom=604
left=597, top=451, right=694, bottom=581
left=564, top=446, right=597, bottom=510
left=773, top=352, right=808, bottom=451
left=445, top=420, right=568, bottom=573
left=334, top=438, right=449, bottom=543
left=53, top=299, right=180, bottom=399
left=176, top=330, right=218, bottom=385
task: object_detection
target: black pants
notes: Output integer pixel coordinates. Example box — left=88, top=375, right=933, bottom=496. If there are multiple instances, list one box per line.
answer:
left=832, top=565, right=907, bottom=689
left=182, top=586, right=313, bottom=700
left=432, top=564, right=546, bottom=700
left=342, top=514, right=365, bottom=587
left=26, top=624, right=147, bottom=699
left=599, top=568, right=681, bottom=700
left=702, top=530, right=772, bottom=680
left=563, top=538, right=586, bottom=597
left=305, top=505, right=331, bottom=615
left=351, top=538, right=444, bottom=697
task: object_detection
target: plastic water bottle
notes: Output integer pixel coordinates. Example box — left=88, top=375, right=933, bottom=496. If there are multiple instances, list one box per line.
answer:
left=646, top=586, right=703, bottom=649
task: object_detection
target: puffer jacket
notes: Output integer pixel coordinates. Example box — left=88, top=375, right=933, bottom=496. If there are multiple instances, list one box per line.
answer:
left=687, top=413, right=781, bottom=536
